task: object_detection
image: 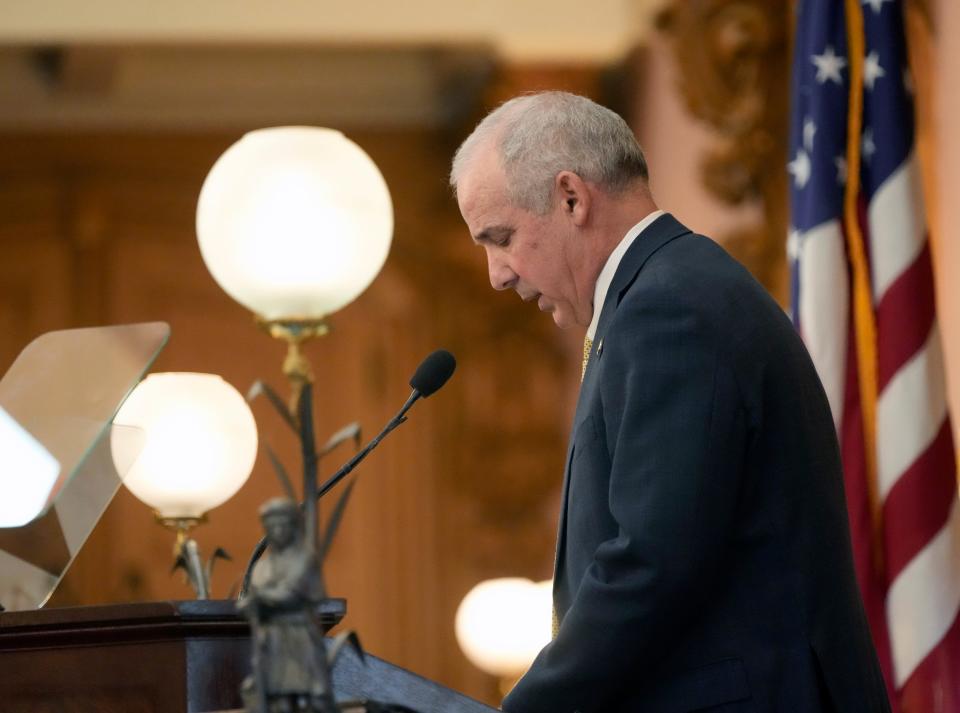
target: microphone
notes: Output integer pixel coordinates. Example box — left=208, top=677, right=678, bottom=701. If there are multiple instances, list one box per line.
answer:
left=313, top=349, right=455, bottom=499
left=409, top=349, right=456, bottom=397
left=238, top=349, right=456, bottom=598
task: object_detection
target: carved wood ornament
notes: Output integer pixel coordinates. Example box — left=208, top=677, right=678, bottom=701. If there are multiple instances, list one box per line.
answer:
left=657, top=0, right=791, bottom=302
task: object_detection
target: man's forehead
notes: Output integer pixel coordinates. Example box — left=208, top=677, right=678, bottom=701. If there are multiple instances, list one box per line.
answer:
left=458, top=141, right=506, bottom=196
left=459, top=187, right=514, bottom=245
left=458, top=169, right=508, bottom=221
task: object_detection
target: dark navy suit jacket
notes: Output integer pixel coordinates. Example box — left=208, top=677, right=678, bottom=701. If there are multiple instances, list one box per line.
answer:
left=502, top=215, right=890, bottom=713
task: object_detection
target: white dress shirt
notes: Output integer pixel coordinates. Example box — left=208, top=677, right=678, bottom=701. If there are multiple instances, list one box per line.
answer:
left=586, top=210, right=665, bottom=341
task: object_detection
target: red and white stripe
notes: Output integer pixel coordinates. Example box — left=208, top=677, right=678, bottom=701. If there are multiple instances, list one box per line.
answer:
left=869, top=151, right=960, bottom=708
left=798, top=150, right=959, bottom=712
left=795, top=219, right=850, bottom=433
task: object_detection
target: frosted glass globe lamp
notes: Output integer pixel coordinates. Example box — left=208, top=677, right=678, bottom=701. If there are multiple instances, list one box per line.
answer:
left=112, top=373, right=258, bottom=597
left=196, top=127, right=393, bottom=412
left=455, top=578, right=553, bottom=694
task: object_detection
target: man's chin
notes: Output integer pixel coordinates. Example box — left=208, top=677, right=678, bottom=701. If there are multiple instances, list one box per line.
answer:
left=550, top=311, right=576, bottom=329
left=537, top=299, right=577, bottom=329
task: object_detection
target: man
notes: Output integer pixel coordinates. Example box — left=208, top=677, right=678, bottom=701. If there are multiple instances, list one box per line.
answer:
left=450, top=92, right=890, bottom=712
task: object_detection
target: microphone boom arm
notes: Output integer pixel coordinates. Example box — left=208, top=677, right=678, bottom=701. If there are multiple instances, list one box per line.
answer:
left=317, top=391, right=418, bottom=499
left=239, top=390, right=421, bottom=599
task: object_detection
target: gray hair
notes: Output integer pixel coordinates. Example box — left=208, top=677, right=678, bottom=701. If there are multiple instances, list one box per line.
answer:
left=450, top=91, right=648, bottom=214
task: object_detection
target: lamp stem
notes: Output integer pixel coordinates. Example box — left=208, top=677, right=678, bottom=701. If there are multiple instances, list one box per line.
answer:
left=157, top=514, right=211, bottom=600
left=282, top=338, right=314, bottom=418
left=254, top=316, right=329, bottom=420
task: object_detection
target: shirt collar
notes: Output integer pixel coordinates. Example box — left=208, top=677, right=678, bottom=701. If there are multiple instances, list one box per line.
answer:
left=586, top=209, right=665, bottom=340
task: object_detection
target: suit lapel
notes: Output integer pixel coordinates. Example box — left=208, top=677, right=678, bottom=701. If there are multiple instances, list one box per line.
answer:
left=575, top=213, right=690, bottom=425
left=553, top=214, right=691, bottom=592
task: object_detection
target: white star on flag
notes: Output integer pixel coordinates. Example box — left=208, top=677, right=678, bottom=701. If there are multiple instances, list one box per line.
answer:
left=803, top=118, right=817, bottom=151
left=787, top=228, right=802, bottom=262
left=812, top=46, right=847, bottom=85
left=834, top=155, right=848, bottom=185
left=788, top=149, right=812, bottom=188
left=862, top=0, right=893, bottom=13
left=862, top=128, right=876, bottom=162
left=864, top=52, right=886, bottom=90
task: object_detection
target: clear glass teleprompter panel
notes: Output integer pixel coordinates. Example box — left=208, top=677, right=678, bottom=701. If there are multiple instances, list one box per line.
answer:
left=0, top=322, right=169, bottom=610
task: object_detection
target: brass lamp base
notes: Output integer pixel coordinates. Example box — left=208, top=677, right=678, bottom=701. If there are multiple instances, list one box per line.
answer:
left=254, top=315, right=330, bottom=417
left=157, top=514, right=207, bottom=547
left=156, top=513, right=228, bottom=600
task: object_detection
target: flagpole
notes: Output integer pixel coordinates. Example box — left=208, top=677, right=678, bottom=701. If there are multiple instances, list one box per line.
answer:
left=842, top=0, right=884, bottom=572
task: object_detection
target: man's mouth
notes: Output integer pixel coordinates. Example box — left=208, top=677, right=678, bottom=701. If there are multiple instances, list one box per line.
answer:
left=521, top=292, right=540, bottom=303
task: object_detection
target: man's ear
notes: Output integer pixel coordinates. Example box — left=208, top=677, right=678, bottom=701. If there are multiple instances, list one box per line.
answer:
left=555, top=171, right=591, bottom=226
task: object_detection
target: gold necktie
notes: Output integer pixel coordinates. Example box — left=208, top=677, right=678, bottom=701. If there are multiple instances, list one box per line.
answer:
left=581, top=336, right=593, bottom=382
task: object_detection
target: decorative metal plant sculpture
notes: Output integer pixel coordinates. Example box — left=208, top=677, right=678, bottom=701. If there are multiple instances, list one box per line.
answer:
left=239, top=381, right=368, bottom=713
left=171, top=538, right=231, bottom=600
left=238, top=349, right=455, bottom=712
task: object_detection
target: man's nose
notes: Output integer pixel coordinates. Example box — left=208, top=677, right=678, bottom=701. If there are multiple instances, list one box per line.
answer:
left=487, top=254, right=517, bottom=291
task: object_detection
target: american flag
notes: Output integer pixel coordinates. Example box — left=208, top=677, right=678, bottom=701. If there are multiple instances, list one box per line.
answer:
left=789, top=0, right=960, bottom=710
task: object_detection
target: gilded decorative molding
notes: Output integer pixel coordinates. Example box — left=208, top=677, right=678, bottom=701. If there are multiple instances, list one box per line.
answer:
left=658, top=0, right=791, bottom=302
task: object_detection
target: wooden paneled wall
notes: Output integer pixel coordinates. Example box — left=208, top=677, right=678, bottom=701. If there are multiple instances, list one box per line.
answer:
left=0, top=127, right=581, bottom=704
left=0, top=43, right=818, bottom=704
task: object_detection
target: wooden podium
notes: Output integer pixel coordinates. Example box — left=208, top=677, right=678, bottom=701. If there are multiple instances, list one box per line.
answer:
left=0, top=600, right=497, bottom=713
